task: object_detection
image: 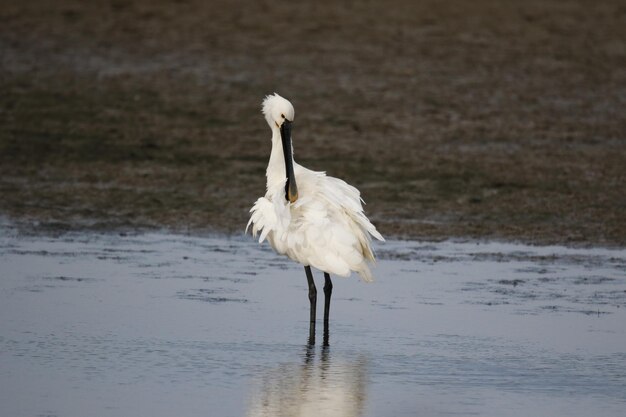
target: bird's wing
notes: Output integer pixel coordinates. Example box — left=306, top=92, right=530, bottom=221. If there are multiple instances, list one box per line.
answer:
left=324, top=176, right=384, bottom=239
left=297, top=168, right=384, bottom=242
left=295, top=167, right=383, bottom=237
left=288, top=167, right=384, bottom=281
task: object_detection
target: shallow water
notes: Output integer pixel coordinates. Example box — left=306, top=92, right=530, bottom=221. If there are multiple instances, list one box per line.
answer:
left=0, top=229, right=625, bottom=417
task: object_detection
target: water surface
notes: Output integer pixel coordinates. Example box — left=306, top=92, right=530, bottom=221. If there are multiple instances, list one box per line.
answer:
left=1, top=230, right=625, bottom=416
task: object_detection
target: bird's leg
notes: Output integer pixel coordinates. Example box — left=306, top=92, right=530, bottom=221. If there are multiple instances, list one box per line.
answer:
left=322, top=325, right=330, bottom=348
left=323, top=273, right=333, bottom=335
left=304, top=266, right=317, bottom=342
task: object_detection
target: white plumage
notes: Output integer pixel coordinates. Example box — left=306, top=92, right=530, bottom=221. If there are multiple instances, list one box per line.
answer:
left=247, top=94, right=384, bottom=282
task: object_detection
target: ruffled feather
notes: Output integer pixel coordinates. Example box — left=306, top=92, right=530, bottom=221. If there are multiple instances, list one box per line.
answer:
left=247, top=163, right=383, bottom=282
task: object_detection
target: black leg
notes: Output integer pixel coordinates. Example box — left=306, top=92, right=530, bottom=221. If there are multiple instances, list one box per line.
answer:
left=323, top=272, right=333, bottom=332
left=304, top=266, right=317, bottom=342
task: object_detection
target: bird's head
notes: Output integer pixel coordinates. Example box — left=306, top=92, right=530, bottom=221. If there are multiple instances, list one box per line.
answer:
left=262, top=93, right=295, bottom=129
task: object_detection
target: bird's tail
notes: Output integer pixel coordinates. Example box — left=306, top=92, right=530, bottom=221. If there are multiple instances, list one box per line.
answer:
left=356, top=264, right=375, bottom=283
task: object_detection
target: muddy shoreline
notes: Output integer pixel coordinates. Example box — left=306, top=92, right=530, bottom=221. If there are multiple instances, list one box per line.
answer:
left=1, top=0, right=624, bottom=246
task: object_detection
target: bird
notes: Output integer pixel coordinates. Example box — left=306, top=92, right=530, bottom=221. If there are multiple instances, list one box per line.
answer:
left=246, top=93, right=384, bottom=342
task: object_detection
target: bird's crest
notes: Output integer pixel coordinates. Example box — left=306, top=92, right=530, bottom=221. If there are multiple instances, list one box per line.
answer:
left=262, top=93, right=295, bottom=127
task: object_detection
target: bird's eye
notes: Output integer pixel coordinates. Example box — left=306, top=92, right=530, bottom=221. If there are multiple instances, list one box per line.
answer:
left=281, top=114, right=285, bottom=119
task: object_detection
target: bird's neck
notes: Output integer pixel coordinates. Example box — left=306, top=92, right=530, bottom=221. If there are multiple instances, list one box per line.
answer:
left=266, top=126, right=288, bottom=194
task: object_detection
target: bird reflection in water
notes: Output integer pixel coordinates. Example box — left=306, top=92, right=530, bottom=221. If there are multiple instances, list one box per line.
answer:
left=247, top=338, right=368, bottom=417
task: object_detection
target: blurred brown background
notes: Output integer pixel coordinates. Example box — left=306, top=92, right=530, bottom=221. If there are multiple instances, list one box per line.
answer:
left=1, top=0, right=624, bottom=245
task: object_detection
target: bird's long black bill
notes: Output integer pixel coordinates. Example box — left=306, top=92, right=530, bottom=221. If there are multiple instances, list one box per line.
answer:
left=280, top=120, right=298, bottom=203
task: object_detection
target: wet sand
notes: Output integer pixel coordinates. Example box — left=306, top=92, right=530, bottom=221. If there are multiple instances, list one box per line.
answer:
left=1, top=0, right=625, bottom=245
left=1, top=223, right=625, bottom=416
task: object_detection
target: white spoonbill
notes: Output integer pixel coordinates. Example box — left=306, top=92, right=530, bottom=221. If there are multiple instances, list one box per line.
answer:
left=247, top=93, right=384, bottom=338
